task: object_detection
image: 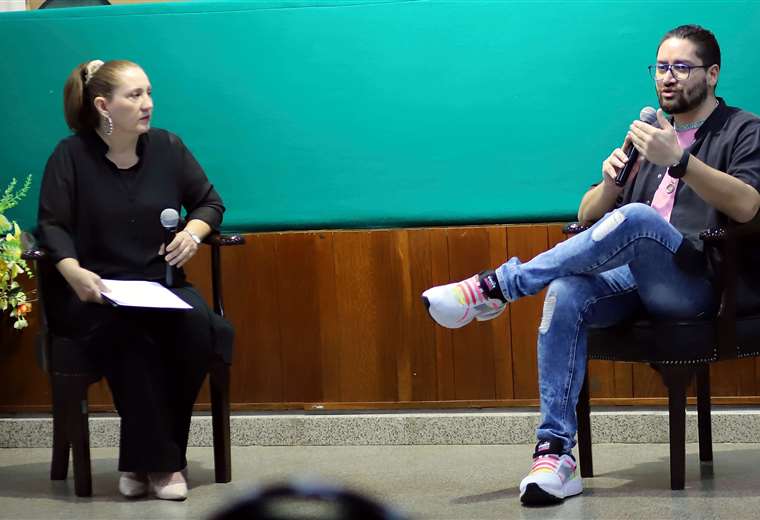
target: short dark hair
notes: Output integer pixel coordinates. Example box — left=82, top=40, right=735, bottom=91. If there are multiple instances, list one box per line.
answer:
left=659, top=25, right=721, bottom=68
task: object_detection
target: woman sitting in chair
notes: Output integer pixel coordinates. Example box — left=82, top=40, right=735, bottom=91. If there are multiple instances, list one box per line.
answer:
left=37, top=59, right=233, bottom=501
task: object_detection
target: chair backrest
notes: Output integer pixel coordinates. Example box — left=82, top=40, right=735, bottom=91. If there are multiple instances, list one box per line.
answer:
left=28, top=254, right=103, bottom=376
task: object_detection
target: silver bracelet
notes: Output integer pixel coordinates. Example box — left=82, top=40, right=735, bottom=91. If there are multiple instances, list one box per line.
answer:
left=183, top=229, right=201, bottom=244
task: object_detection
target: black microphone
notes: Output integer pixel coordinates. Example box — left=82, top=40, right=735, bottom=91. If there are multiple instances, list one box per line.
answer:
left=614, top=106, right=659, bottom=187
left=160, top=208, right=180, bottom=287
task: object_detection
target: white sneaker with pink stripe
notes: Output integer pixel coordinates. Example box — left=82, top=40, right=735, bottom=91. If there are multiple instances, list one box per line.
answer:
left=519, top=448, right=583, bottom=505
left=422, top=274, right=506, bottom=329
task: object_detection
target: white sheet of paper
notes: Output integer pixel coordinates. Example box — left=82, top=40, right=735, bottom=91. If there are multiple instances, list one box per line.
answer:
left=101, top=279, right=192, bottom=310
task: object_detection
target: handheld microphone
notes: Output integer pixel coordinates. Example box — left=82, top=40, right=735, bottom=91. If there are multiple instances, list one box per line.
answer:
left=160, top=208, right=180, bottom=287
left=614, top=106, right=659, bottom=187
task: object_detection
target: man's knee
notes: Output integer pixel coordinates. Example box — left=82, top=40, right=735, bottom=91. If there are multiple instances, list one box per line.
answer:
left=591, top=203, right=660, bottom=242
left=539, top=278, right=589, bottom=334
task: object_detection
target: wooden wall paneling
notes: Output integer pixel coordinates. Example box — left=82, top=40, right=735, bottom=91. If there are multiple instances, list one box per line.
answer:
left=631, top=361, right=750, bottom=400
left=429, top=228, right=455, bottom=401
left=733, top=358, right=756, bottom=396
left=709, top=362, right=735, bottom=396
left=332, top=230, right=400, bottom=402
left=404, top=229, right=441, bottom=402
left=392, top=230, right=413, bottom=402
left=487, top=226, right=513, bottom=400
left=709, top=359, right=734, bottom=396
left=226, top=233, right=284, bottom=403
left=632, top=363, right=667, bottom=398
left=86, top=379, right=114, bottom=408
left=612, top=362, right=634, bottom=398
left=506, top=225, right=548, bottom=400
left=316, top=233, right=342, bottom=403
left=7, top=225, right=760, bottom=411
left=273, top=231, right=338, bottom=403
left=446, top=226, right=503, bottom=400
left=710, top=359, right=755, bottom=396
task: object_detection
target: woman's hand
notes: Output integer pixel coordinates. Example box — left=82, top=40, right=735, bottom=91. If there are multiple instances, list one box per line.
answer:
left=161, top=230, right=199, bottom=268
left=57, top=259, right=108, bottom=304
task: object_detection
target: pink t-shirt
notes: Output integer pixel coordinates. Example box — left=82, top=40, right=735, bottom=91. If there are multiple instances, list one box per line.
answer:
left=650, top=128, right=698, bottom=222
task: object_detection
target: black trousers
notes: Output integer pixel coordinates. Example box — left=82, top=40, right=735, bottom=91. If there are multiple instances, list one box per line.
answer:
left=50, top=284, right=230, bottom=473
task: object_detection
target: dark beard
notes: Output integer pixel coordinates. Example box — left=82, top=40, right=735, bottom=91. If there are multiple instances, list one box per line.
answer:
left=657, top=78, right=708, bottom=114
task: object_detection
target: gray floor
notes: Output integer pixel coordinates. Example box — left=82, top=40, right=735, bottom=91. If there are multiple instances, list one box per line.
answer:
left=1, top=443, right=759, bottom=519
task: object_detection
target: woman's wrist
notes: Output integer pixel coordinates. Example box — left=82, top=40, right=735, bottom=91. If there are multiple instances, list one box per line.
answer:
left=182, top=229, right=201, bottom=244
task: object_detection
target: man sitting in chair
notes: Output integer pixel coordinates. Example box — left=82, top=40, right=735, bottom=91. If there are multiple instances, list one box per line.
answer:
left=422, top=25, right=760, bottom=506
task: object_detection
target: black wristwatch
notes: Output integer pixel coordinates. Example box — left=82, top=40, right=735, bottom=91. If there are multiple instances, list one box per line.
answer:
left=669, top=149, right=690, bottom=178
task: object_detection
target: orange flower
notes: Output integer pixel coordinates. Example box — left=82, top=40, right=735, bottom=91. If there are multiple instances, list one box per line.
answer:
left=16, top=302, right=31, bottom=316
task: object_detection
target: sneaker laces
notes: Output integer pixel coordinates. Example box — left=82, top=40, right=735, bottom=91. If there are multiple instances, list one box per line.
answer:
left=528, top=453, right=562, bottom=475
left=455, top=276, right=503, bottom=314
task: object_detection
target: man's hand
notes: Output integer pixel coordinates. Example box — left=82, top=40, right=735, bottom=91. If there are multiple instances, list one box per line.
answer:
left=601, top=135, right=641, bottom=188
left=58, top=263, right=108, bottom=304
left=628, top=109, right=682, bottom=167
left=160, top=230, right=199, bottom=268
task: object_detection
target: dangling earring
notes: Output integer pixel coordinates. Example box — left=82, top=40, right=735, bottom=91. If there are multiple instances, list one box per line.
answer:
left=104, top=114, right=113, bottom=136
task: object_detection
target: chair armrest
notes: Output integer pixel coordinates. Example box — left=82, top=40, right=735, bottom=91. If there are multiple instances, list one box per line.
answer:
left=22, top=233, right=246, bottom=257
left=562, top=222, right=591, bottom=235
left=21, top=232, right=46, bottom=261
left=204, top=233, right=245, bottom=318
left=700, top=211, right=760, bottom=244
left=203, top=233, right=246, bottom=247
left=22, top=248, right=47, bottom=262
left=567, top=213, right=760, bottom=242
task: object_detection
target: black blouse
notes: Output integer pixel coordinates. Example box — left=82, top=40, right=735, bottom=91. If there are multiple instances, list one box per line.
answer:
left=37, top=128, right=225, bottom=283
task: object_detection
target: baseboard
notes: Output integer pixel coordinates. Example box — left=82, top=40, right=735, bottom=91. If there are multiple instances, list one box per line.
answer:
left=1, top=408, right=758, bottom=448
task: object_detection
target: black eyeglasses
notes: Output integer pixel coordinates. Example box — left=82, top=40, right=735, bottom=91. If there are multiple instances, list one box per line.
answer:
left=649, top=63, right=711, bottom=81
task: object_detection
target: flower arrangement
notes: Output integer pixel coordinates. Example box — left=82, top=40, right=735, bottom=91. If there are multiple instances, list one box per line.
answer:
left=0, top=175, right=34, bottom=329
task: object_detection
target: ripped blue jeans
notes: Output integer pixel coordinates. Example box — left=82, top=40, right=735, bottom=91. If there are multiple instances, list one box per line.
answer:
left=494, top=203, right=716, bottom=453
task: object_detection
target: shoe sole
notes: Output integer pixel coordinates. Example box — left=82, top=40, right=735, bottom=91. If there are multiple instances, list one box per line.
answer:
left=520, top=483, right=564, bottom=506
left=475, top=304, right=506, bottom=321
left=421, top=294, right=504, bottom=328
left=520, top=482, right=582, bottom=507
left=120, top=490, right=148, bottom=499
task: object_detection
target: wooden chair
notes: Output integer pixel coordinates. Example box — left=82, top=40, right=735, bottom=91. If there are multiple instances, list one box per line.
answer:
left=564, top=213, right=760, bottom=489
left=22, top=232, right=244, bottom=497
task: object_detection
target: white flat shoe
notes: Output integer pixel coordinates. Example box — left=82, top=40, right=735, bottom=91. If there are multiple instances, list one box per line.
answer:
left=150, top=470, right=188, bottom=501
left=119, top=472, right=149, bottom=498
